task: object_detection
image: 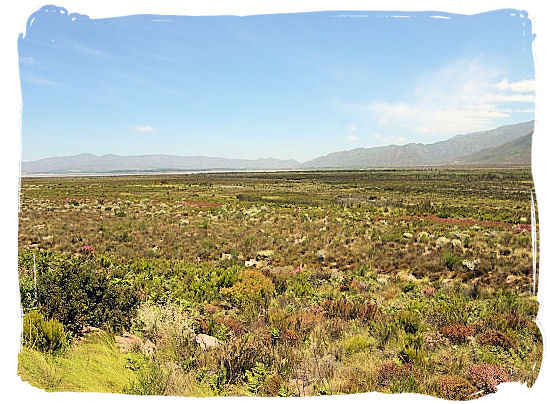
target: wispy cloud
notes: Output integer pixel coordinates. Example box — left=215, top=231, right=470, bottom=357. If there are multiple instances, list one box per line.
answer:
left=21, top=73, right=58, bottom=86
left=495, top=79, right=535, bottom=92
left=66, top=40, right=109, bottom=59
left=346, top=135, right=358, bottom=143
left=364, top=59, right=534, bottom=136
left=131, top=125, right=156, bottom=133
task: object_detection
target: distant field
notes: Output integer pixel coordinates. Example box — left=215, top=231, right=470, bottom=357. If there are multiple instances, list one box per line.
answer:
left=18, top=169, right=541, bottom=398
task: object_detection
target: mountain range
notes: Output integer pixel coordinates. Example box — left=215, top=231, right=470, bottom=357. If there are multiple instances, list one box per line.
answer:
left=21, top=121, right=534, bottom=175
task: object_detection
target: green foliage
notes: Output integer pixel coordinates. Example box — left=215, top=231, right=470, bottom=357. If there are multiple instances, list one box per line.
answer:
left=245, top=362, right=269, bottom=395
left=442, top=251, right=463, bottom=270
left=395, top=310, right=423, bottom=335
left=124, top=360, right=170, bottom=395
left=23, top=311, right=70, bottom=354
left=19, top=251, right=139, bottom=334
left=286, top=272, right=314, bottom=298
left=221, top=270, right=274, bottom=320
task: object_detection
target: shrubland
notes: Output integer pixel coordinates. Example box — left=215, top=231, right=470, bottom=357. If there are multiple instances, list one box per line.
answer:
left=17, top=169, right=541, bottom=398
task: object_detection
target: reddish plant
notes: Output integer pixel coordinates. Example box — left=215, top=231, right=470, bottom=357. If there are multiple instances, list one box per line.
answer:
left=80, top=245, right=95, bottom=255
left=476, top=330, right=514, bottom=350
left=440, top=324, right=474, bottom=344
left=377, top=361, right=419, bottom=386
left=467, top=364, right=510, bottom=393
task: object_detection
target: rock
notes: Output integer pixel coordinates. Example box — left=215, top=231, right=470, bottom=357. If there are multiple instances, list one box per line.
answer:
left=403, top=232, right=413, bottom=239
left=115, top=332, right=143, bottom=353
left=195, top=334, right=220, bottom=350
left=142, top=339, right=156, bottom=355
left=245, top=259, right=257, bottom=267
left=462, top=259, right=479, bottom=271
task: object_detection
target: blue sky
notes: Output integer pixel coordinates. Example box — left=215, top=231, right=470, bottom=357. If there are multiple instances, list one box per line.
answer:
left=18, top=6, right=535, bottom=162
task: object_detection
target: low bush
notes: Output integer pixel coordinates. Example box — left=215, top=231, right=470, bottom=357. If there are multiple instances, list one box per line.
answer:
left=23, top=311, right=70, bottom=354
left=440, top=324, right=475, bottom=344
left=467, top=363, right=510, bottom=393
left=322, top=298, right=378, bottom=321
left=476, top=330, right=514, bottom=350
left=435, top=375, right=476, bottom=400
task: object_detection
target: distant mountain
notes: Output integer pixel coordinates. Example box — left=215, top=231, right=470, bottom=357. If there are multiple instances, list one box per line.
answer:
left=302, top=121, right=534, bottom=168
left=21, top=121, right=534, bottom=175
left=21, top=154, right=300, bottom=174
left=452, top=132, right=532, bottom=167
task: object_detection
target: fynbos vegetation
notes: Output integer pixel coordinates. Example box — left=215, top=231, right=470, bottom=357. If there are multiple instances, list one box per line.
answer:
left=18, top=169, right=541, bottom=398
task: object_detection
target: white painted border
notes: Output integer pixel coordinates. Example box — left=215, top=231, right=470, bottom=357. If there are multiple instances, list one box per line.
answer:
left=1, top=1, right=548, bottom=403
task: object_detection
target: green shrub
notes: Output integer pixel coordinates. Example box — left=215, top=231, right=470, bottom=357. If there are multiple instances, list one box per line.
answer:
left=124, top=360, right=170, bottom=395
left=442, top=251, right=462, bottom=270
left=23, top=311, right=70, bottom=354
left=19, top=251, right=139, bottom=334
left=245, top=362, right=269, bottom=395
left=396, top=310, right=423, bottom=335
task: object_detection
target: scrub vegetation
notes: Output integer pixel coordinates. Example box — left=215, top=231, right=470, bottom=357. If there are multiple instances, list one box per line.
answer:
left=17, top=169, right=541, bottom=398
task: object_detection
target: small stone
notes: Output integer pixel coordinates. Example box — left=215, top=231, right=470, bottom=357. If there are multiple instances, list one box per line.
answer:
left=403, top=232, right=413, bottom=239
left=245, top=259, right=257, bottom=267
left=195, top=334, right=220, bottom=350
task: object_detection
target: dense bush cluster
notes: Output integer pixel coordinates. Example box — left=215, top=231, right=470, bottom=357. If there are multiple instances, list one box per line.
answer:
left=19, top=251, right=140, bottom=333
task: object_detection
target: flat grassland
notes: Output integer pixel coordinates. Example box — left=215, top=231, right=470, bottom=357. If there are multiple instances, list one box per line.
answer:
left=17, top=169, right=542, bottom=398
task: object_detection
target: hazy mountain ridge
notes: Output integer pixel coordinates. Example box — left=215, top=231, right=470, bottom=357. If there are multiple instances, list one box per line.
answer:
left=21, top=121, right=534, bottom=174
left=303, top=121, right=534, bottom=168
left=451, top=132, right=533, bottom=167
left=22, top=154, right=302, bottom=174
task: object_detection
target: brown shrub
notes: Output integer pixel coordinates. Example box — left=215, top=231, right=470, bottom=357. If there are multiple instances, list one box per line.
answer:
left=204, top=304, right=218, bottom=314
left=322, top=298, right=378, bottom=321
left=501, top=313, right=527, bottom=330
left=193, top=316, right=210, bottom=334
left=280, top=329, right=299, bottom=345
left=262, top=374, right=284, bottom=396
left=297, top=306, right=325, bottom=333
left=467, top=364, right=510, bottom=393
left=440, top=324, right=474, bottom=344
left=435, top=375, right=476, bottom=400
left=215, top=334, right=273, bottom=383
left=476, top=330, right=514, bottom=350
left=377, top=361, right=419, bottom=386
left=215, top=316, right=246, bottom=336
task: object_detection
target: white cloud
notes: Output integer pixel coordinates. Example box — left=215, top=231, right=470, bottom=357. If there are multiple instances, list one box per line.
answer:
left=495, top=79, right=535, bottom=92
left=131, top=125, right=156, bottom=132
left=348, top=125, right=356, bottom=131
left=366, top=59, right=534, bottom=136
left=346, top=135, right=358, bottom=143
